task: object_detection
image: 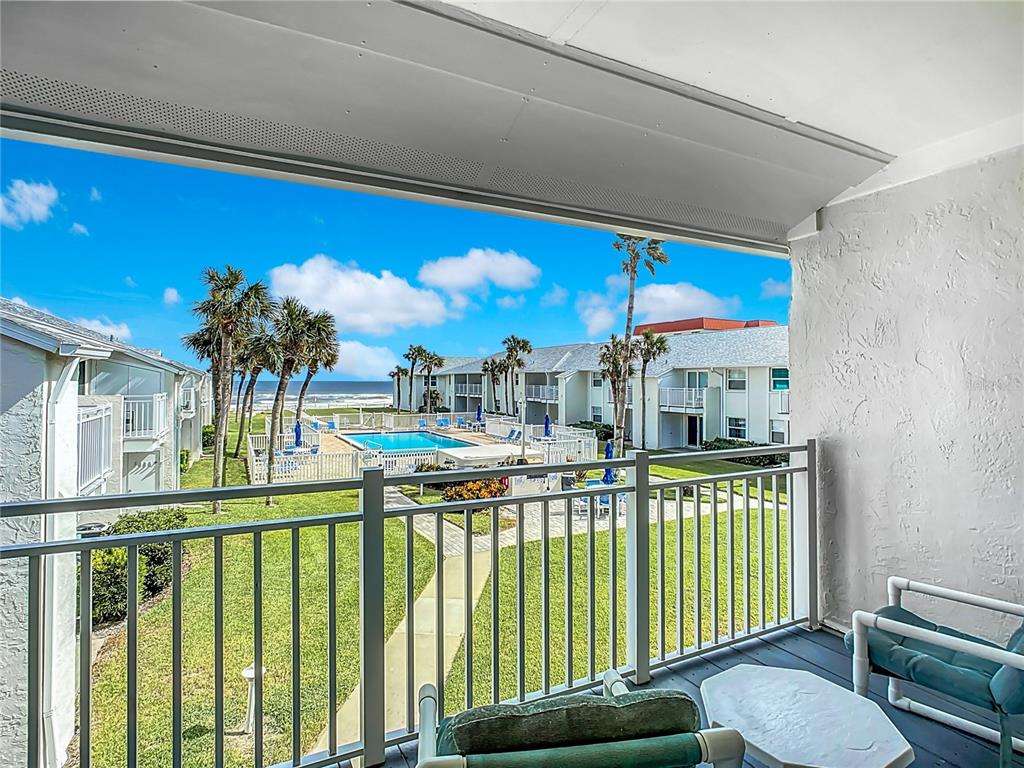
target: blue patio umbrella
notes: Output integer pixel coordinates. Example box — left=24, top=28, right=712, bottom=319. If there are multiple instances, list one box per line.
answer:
left=603, top=440, right=615, bottom=484
left=476, top=403, right=483, bottom=422
left=294, top=420, right=302, bottom=448
left=544, top=413, right=551, bottom=437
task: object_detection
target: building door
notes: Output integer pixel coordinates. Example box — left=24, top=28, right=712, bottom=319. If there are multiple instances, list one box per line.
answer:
left=126, top=452, right=161, bottom=493
left=687, top=416, right=701, bottom=447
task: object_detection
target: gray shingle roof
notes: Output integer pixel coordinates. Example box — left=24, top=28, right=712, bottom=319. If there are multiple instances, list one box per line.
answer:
left=439, top=325, right=788, bottom=377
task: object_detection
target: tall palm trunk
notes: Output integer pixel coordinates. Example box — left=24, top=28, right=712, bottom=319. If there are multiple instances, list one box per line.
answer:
left=639, top=361, right=648, bottom=450
left=295, top=366, right=316, bottom=422
left=266, top=365, right=292, bottom=502
left=615, top=273, right=638, bottom=457
left=395, top=376, right=403, bottom=411
left=212, top=336, right=233, bottom=512
left=406, top=359, right=417, bottom=414
left=234, top=372, right=246, bottom=421
left=504, top=369, right=511, bottom=414
left=233, top=367, right=261, bottom=458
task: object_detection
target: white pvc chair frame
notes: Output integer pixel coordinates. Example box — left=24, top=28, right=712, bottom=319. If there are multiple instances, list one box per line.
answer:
left=415, top=673, right=746, bottom=768
left=852, top=576, right=1024, bottom=753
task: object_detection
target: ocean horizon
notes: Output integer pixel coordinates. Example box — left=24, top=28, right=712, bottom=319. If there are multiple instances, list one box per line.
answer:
left=250, top=379, right=392, bottom=410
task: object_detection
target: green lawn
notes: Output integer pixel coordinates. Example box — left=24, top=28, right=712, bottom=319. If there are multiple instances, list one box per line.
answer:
left=89, top=415, right=436, bottom=768
left=649, top=454, right=788, bottom=503
left=443, top=506, right=789, bottom=713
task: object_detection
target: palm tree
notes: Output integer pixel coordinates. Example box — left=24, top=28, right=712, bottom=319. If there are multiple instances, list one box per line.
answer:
left=233, top=326, right=281, bottom=458
left=420, top=351, right=445, bottom=415
left=599, top=334, right=635, bottom=457
left=190, top=267, right=273, bottom=508
left=493, top=358, right=510, bottom=413
left=403, top=344, right=427, bottom=413
left=502, top=335, right=532, bottom=413
left=295, top=316, right=339, bottom=422
left=389, top=366, right=408, bottom=411
left=482, top=358, right=501, bottom=413
left=635, top=329, right=669, bottom=449
left=232, top=342, right=255, bottom=422
left=612, top=234, right=668, bottom=456
left=266, top=298, right=319, bottom=498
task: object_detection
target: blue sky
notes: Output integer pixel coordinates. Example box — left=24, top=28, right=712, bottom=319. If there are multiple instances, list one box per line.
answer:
left=0, top=137, right=791, bottom=379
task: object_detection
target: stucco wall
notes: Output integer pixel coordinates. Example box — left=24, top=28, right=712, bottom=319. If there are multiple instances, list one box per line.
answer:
left=790, top=146, right=1023, bottom=639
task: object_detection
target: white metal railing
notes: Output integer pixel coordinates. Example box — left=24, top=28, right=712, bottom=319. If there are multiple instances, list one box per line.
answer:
left=0, top=442, right=816, bottom=768
left=453, top=383, right=483, bottom=396
left=606, top=385, right=634, bottom=404
left=659, top=387, right=706, bottom=410
left=180, top=387, right=196, bottom=417
left=382, top=411, right=481, bottom=430
left=524, top=384, right=559, bottom=401
left=123, top=393, right=168, bottom=438
left=77, top=404, right=112, bottom=493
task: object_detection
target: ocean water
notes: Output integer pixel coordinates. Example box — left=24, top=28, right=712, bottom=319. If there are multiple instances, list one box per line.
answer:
left=251, top=379, right=392, bottom=410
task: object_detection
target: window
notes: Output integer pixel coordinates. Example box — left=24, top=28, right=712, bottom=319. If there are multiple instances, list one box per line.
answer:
left=727, top=417, right=747, bottom=439
left=77, top=360, right=87, bottom=395
left=686, top=371, right=709, bottom=389
left=427, top=375, right=438, bottom=387
left=591, top=406, right=603, bottom=422
left=592, top=373, right=603, bottom=388
left=770, top=419, right=787, bottom=444
left=727, top=369, right=747, bottom=391
left=771, top=368, right=789, bottom=391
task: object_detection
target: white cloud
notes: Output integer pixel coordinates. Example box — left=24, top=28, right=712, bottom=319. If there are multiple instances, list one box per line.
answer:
left=496, top=294, right=525, bottom=310
left=335, top=340, right=400, bottom=380
left=760, top=277, right=791, bottom=299
left=124, top=276, right=138, bottom=288
left=540, top=284, right=568, bottom=307
left=269, top=254, right=448, bottom=336
left=418, top=248, right=541, bottom=307
left=89, top=186, right=102, bottom=202
left=0, top=180, right=59, bottom=230
left=74, top=316, right=132, bottom=341
left=633, top=282, right=741, bottom=322
left=70, top=222, right=89, bottom=236
left=575, top=291, right=618, bottom=337
left=163, top=287, right=181, bottom=305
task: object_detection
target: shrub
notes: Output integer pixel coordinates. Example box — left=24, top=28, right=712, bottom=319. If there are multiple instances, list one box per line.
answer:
left=701, top=437, right=787, bottom=468
left=201, top=424, right=215, bottom=448
left=89, top=508, right=188, bottom=625
left=571, top=420, right=613, bottom=441
left=441, top=478, right=506, bottom=502
left=179, top=448, right=190, bottom=474
left=413, top=462, right=455, bottom=491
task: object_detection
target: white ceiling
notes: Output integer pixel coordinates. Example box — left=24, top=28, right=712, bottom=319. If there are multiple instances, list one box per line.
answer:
left=1, top=1, right=1016, bottom=253
left=448, top=1, right=1024, bottom=157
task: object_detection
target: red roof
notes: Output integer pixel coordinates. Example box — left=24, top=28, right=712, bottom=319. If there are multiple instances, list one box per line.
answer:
left=633, top=317, right=778, bottom=335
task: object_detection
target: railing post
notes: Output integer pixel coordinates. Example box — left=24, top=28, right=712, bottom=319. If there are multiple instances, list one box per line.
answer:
left=625, top=449, right=651, bottom=684
left=792, top=439, right=819, bottom=629
left=805, top=439, right=819, bottom=628
left=360, top=466, right=386, bottom=766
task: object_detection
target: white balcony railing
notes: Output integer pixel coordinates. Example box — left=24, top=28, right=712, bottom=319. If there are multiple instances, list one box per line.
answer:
left=659, top=387, right=706, bottom=411
left=776, top=389, right=791, bottom=414
left=453, top=383, right=483, bottom=396
left=77, top=403, right=112, bottom=493
left=606, top=384, right=634, bottom=404
left=2, top=442, right=814, bottom=768
left=123, top=393, right=168, bottom=439
left=524, top=383, right=559, bottom=401
left=180, top=387, right=196, bottom=417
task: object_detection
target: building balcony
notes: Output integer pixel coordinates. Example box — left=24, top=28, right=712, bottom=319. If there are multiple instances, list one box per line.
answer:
left=180, top=387, right=196, bottom=417
left=606, top=384, right=634, bottom=404
left=77, top=403, right=112, bottom=494
left=524, top=383, right=559, bottom=402
left=123, top=393, right=169, bottom=439
left=659, top=387, right=706, bottom=412
left=454, top=383, right=483, bottom=397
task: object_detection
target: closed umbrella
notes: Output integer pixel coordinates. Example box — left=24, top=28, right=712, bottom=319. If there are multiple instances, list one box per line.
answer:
left=544, top=413, right=551, bottom=437
left=603, top=440, right=615, bottom=484
left=476, top=403, right=483, bottom=422
left=294, top=420, right=302, bottom=448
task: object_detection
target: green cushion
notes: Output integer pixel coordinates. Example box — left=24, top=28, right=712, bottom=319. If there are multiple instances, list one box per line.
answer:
left=463, top=733, right=704, bottom=768
left=436, top=690, right=700, bottom=756
left=990, top=621, right=1024, bottom=715
left=844, top=605, right=1001, bottom=709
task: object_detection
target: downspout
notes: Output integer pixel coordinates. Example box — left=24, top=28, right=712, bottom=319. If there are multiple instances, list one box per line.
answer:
left=42, top=355, right=80, bottom=768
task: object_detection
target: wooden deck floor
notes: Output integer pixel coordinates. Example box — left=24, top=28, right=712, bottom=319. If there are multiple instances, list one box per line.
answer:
left=373, top=627, right=1015, bottom=768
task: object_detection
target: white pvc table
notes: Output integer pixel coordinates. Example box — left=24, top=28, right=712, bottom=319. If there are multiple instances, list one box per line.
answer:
left=701, top=665, right=914, bottom=768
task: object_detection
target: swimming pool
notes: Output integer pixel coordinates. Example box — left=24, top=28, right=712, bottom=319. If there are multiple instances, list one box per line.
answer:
left=342, top=431, right=472, bottom=451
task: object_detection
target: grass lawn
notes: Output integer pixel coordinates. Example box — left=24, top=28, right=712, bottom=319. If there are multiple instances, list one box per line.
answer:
left=89, top=414, right=435, bottom=768
left=396, top=484, right=517, bottom=536
left=443, top=506, right=788, bottom=713
left=649, top=454, right=788, bottom=503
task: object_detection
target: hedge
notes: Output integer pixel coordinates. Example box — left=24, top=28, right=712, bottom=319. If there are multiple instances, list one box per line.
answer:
left=570, top=420, right=614, bottom=441
left=700, top=437, right=787, bottom=467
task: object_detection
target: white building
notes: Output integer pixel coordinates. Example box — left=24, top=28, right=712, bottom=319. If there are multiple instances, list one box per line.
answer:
left=397, top=318, right=789, bottom=450
left=0, top=297, right=213, bottom=767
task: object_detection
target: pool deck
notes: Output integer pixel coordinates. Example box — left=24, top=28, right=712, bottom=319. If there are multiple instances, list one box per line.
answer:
left=318, top=426, right=502, bottom=456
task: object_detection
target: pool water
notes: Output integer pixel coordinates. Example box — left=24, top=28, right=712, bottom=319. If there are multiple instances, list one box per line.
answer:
left=344, top=431, right=472, bottom=451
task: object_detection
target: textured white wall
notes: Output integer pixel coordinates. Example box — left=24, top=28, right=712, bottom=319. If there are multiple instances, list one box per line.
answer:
left=790, top=146, right=1023, bottom=639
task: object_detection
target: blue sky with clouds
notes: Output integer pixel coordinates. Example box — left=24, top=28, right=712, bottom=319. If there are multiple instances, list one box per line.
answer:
left=0, top=137, right=792, bottom=379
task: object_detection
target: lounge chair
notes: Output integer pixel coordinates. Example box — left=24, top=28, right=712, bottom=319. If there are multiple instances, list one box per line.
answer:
left=456, top=417, right=466, bottom=429
left=326, top=420, right=336, bottom=431
left=849, top=576, right=1024, bottom=768
left=436, top=417, right=451, bottom=428
left=419, top=418, right=427, bottom=429
left=416, top=671, right=744, bottom=768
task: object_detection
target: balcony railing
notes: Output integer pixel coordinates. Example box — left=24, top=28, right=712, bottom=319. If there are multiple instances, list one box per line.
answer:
left=0, top=442, right=815, bottom=768
left=776, top=389, right=791, bottom=414
left=606, top=384, right=634, bottom=404
left=524, top=383, right=559, bottom=401
left=453, top=383, right=483, bottom=397
left=180, top=387, right=196, bottom=417
left=123, top=393, right=168, bottom=439
left=659, top=387, right=706, bottom=411
left=77, top=404, right=112, bottom=493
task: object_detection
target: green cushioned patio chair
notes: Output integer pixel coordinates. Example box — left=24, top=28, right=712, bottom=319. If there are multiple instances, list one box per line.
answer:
left=415, top=671, right=745, bottom=768
left=849, top=576, right=1024, bottom=768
